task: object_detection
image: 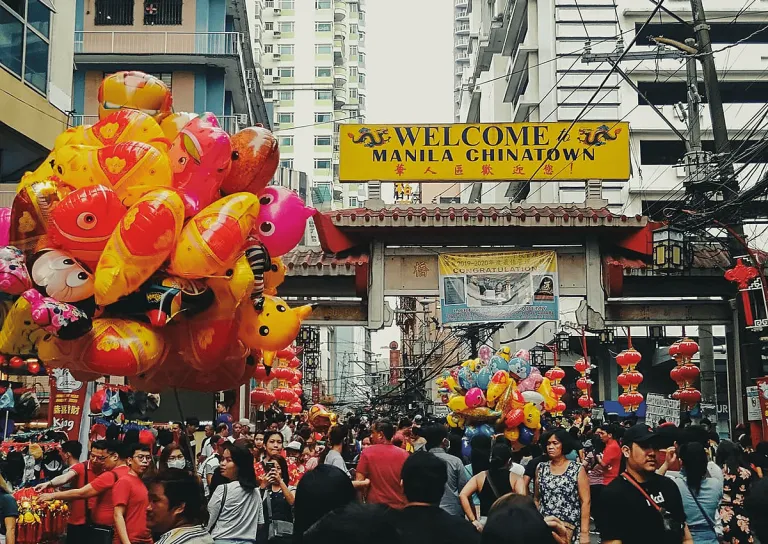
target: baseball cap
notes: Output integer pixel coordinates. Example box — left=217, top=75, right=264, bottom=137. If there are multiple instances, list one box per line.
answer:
left=238, top=418, right=250, bottom=426
left=286, top=440, right=303, bottom=451
left=622, top=424, right=663, bottom=448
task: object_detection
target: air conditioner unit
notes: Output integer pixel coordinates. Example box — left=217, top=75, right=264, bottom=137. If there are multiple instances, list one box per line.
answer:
left=273, top=30, right=281, bottom=37
left=274, top=7, right=281, bottom=14
left=265, top=75, right=277, bottom=83
left=273, top=52, right=281, bottom=60
left=272, top=98, right=280, bottom=105
left=273, top=122, right=281, bottom=128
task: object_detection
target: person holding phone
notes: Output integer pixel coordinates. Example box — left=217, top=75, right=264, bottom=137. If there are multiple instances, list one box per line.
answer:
left=257, top=431, right=295, bottom=544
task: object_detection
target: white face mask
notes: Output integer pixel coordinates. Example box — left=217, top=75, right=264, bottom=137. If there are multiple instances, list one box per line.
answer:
left=167, top=459, right=186, bottom=470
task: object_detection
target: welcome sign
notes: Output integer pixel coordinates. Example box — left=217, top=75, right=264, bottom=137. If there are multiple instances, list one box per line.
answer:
left=339, top=122, right=631, bottom=182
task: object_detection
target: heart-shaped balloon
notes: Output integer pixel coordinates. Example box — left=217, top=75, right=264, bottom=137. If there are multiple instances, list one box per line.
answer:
left=465, top=387, right=486, bottom=409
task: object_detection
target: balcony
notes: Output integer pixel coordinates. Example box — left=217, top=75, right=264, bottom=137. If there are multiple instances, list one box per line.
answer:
left=334, top=65, right=348, bottom=84
left=334, top=21, right=347, bottom=40
left=334, top=85, right=348, bottom=107
left=455, top=23, right=470, bottom=34
left=456, top=9, right=469, bottom=20
left=455, top=36, right=469, bottom=48
left=456, top=52, right=469, bottom=62
left=334, top=0, right=347, bottom=21
left=69, top=114, right=99, bottom=127
left=455, top=0, right=468, bottom=6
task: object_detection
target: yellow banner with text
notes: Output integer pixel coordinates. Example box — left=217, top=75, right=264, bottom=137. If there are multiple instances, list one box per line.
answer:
left=338, top=122, right=630, bottom=182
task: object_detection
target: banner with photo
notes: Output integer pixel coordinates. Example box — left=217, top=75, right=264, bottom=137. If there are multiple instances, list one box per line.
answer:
left=438, top=251, right=559, bottom=325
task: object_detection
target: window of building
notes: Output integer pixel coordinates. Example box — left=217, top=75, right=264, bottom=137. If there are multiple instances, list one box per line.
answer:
left=0, top=0, right=51, bottom=93
left=147, top=72, right=172, bottom=91
left=349, top=2, right=358, bottom=12
left=315, top=135, right=332, bottom=146
left=277, top=43, right=294, bottom=55
left=264, top=90, right=273, bottom=98
left=359, top=72, right=366, bottom=85
left=264, top=67, right=273, bottom=75
left=439, top=197, right=461, bottom=204
left=350, top=45, right=357, bottom=56
left=349, top=196, right=359, bottom=207
left=264, top=44, right=273, bottom=53
left=350, top=23, right=358, bottom=34
left=315, top=43, right=332, bottom=55
left=277, top=89, right=294, bottom=101
left=278, top=0, right=293, bottom=9
left=315, top=112, right=332, bottom=123
left=315, top=90, right=332, bottom=100
left=277, top=112, right=294, bottom=124
left=94, top=0, right=133, bottom=25
left=358, top=52, right=365, bottom=64
left=315, top=21, right=332, bottom=32
left=314, top=158, right=332, bottom=169
left=348, top=88, right=358, bottom=100
left=358, top=10, right=365, bottom=22
left=315, top=66, right=332, bottom=78
left=280, top=159, right=294, bottom=169
left=349, top=66, right=358, bottom=77
left=315, top=0, right=331, bottom=8
left=279, top=136, right=294, bottom=147
left=265, top=21, right=273, bottom=30
left=277, top=67, right=294, bottom=78
left=358, top=30, right=365, bottom=43
left=359, top=95, right=366, bottom=106
left=278, top=21, right=294, bottom=32
left=144, top=0, right=182, bottom=25
left=265, top=0, right=273, bottom=6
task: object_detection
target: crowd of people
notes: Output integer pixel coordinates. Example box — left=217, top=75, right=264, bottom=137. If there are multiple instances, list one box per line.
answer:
left=8, top=408, right=768, bottom=544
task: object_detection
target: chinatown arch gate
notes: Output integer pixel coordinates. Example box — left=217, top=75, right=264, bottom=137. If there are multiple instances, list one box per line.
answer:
left=282, top=203, right=741, bottom=427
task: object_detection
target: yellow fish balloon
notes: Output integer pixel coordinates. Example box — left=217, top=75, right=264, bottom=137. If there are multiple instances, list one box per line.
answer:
left=168, top=193, right=260, bottom=278
left=63, top=110, right=167, bottom=149
left=0, top=297, right=46, bottom=356
left=95, top=189, right=184, bottom=306
left=238, top=295, right=312, bottom=371
left=10, top=180, right=67, bottom=256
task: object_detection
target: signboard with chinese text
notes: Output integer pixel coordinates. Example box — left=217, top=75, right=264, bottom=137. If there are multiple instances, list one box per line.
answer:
left=747, top=385, right=761, bottom=421
left=47, top=369, right=87, bottom=440
left=437, top=251, right=558, bottom=325
left=645, top=393, right=682, bottom=426
left=757, top=377, right=768, bottom=438
left=339, top=122, right=631, bottom=182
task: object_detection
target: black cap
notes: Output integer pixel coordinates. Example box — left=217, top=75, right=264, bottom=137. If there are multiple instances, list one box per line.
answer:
left=622, top=424, right=663, bottom=447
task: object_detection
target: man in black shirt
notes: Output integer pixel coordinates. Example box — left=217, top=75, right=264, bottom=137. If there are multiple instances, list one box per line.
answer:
left=392, top=451, right=480, bottom=544
left=599, top=424, right=693, bottom=544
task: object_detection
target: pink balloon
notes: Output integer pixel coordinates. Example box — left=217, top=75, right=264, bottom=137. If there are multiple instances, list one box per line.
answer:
left=514, top=349, right=530, bottom=362
left=518, top=367, right=543, bottom=392
left=0, top=208, right=10, bottom=247
left=255, top=187, right=316, bottom=257
left=478, top=345, right=493, bottom=363
left=465, top=387, right=486, bottom=408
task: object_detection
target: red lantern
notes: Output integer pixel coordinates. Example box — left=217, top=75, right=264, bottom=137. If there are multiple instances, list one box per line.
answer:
left=578, top=395, right=594, bottom=409
left=677, top=338, right=699, bottom=359
left=678, top=388, right=701, bottom=410
left=292, top=383, right=303, bottom=397
left=551, top=383, right=566, bottom=398
left=625, top=370, right=644, bottom=387
left=668, top=342, right=681, bottom=359
left=286, top=369, right=302, bottom=386
left=545, top=367, right=565, bottom=382
left=274, top=387, right=298, bottom=406
left=574, top=358, right=589, bottom=373
left=26, top=360, right=40, bottom=375
left=616, top=348, right=642, bottom=370
left=284, top=401, right=303, bottom=415
left=272, top=366, right=294, bottom=381
left=670, top=365, right=685, bottom=386
left=576, top=377, right=591, bottom=391
left=672, top=390, right=682, bottom=400
left=617, top=372, right=631, bottom=389
left=618, top=391, right=643, bottom=411
left=250, top=387, right=275, bottom=407
left=276, top=347, right=297, bottom=359
left=253, top=364, right=275, bottom=384
left=678, top=364, right=700, bottom=383
left=9, top=356, right=24, bottom=370
left=288, top=356, right=301, bottom=369
left=554, top=400, right=567, bottom=414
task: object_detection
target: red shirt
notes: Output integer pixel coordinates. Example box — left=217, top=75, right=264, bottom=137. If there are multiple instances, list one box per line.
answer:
left=357, top=444, right=409, bottom=509
left=602, top=439, right=621, bottom=484
left=67, top=461, right=101, bottom=525
left=90, top=465, right=129, bottom=526
left=112, top=471, right=151, bottom=544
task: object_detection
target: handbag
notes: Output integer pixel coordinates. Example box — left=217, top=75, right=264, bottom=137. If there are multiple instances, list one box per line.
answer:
left=622, top=474, right=684, bottom=541
left=84, top=467, right=116, bottom=544
left=687, top=485, right=724, bottom=539
left=264, top=489, right=293, bottom=540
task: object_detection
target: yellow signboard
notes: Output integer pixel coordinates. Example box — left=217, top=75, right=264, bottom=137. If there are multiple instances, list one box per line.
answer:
left=339, top=122, right=630, bottom=182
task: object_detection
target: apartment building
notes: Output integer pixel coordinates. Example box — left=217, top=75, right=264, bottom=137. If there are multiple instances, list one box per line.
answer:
left=454, top=0, right=768, bottom=218
left=71, top=0, right=270, bottom=133
left=1, top=0, right=75, bottom=183
left=254, top=0, right=367, bottom=211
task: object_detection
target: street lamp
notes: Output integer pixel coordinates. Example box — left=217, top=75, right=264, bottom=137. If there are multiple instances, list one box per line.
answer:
left=648, top=325, right=665, bottom=341
left=556, top=330, right=571, bottom=353
left=529, top=346, right=545, bottom=367
left=598, top=328, right=615, bottom=345
left=652, top=225, right=686, bottom=273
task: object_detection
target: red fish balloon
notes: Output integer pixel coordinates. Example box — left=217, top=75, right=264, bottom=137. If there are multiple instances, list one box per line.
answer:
left=221, top=126, right=280, bottom=195
left=49, top=186, right=126, bottom=269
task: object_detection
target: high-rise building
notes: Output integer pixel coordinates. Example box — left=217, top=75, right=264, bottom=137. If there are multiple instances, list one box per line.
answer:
left=254, top=0, right=367, bottom=211
left=1, top=0, right=75, bottom=184
left=454, top=0, right=768, bottom=220
left=71, top=0, right=270, bottom=133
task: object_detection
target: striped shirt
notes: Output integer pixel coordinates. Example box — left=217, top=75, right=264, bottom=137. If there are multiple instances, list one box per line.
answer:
left=156, top=525, right=214, bottom=544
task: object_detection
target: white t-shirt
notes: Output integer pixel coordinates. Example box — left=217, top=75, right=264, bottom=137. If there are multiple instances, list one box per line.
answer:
left=199, top=454, right=220, bottom=497
left=207, top=481, right=264, bottom=541
left=324, top=449, right=349, bottom=476
left=509, top=462, right=525, bottom=477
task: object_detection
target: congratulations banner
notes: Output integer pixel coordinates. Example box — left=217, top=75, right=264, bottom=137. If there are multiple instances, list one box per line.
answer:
left=438, top=251, right=558, bottom=325
left=339, top=122, right=630, bottom=182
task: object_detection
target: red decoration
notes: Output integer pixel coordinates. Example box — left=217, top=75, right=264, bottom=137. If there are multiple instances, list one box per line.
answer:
left=250, top=387, right=275, bottom=407
left=725, top=257, right=759, bottom=289
left=578, top=395, right=595, bottom=409
left=678, top=388, right=702, bottom=409
left=574, top=358, right=589, bottom=373
left=26, top=360, right=40, bottom=375
left=616, top=347, right=644, bottom=412
left=9, top=356, right=24, bottom=370
left=253, top=364, right=275, bottom=384
left=284, top=401, right=303, bottom=414
left=619, top=391, right=644, bottom=410
left=545, top=363, right=566, bottom=416
left=551, top=383, right=566, bottom=398
left=505, top=408, right=525, bottom=428
left=288, top=356, right=302, bottom=369
left=545, top=367, right=565, bottom=382
left=576, top=377, right=592, bottom=391
left=669, top=337, right=700, bottom=411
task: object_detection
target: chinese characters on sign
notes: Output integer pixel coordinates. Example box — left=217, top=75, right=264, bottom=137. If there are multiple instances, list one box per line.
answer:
left=47, top=369, right=86, bottom=439
left=339, top=122, right=631, bottom=182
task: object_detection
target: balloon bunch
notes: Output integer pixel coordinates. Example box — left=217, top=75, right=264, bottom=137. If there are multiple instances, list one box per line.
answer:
left=437, top=346, right=558, bottom=449
left=574, top=357, right=595, bottom=409
left=669, top=338, right=701, bottom=410
left=1, top=71, right=314, bottom=391
left=616, top=348, right=643, bottom=412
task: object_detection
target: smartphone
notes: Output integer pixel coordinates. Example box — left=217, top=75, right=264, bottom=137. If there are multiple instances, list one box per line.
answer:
left=265, top=461, right=276, bottom=471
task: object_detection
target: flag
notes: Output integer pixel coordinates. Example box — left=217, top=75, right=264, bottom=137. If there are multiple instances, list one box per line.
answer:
left=0, top=387, right=14, bottom=410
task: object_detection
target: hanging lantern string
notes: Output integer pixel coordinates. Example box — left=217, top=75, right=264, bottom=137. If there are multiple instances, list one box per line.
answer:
left=581, top=327, right=588, bottom=359
left=622, top=326, right=633, bottom=349
left=682, top=326, right=686, bottom=337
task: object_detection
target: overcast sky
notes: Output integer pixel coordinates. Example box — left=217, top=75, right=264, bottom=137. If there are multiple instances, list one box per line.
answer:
left=366, top=0, right=454, bottom=124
